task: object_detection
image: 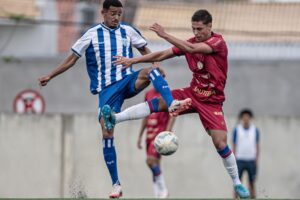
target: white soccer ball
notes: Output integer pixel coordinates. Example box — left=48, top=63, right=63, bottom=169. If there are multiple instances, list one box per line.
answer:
left=154, top=131, right=179, bottom=156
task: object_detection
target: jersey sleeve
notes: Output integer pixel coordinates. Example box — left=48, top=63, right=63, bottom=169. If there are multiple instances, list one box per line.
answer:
left=171, top=46, right=185, bottom=56
left=204, top=36, right=224, bottom=53
left=127, top=25, right=147, bottom=49
left=71, top=31, right=92, bottom=57
left=232, top=127, right=238, bottom=144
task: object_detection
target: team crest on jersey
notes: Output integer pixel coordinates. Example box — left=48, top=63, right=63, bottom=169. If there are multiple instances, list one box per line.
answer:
left=197, top=61, right=204, bottom=70
left=122, top=38, right=127, bottom=47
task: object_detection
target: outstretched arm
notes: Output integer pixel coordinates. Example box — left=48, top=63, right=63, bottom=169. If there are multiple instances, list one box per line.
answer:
left=39, top=54, right=79, bottom=86
left=137, top=45, right=152, bottom=55
left=150, top=23, right=213, bottom=54
left=114, top=49, right=175, bottom=68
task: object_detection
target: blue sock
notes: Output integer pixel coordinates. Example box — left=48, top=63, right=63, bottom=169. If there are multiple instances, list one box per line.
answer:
left=150, top=165, right=161, bottom=181
left=103, top=138, right=120, bottom=185
left=149, top=68, right=174, bottom=107
left=217, top=145, right=232, bottom=158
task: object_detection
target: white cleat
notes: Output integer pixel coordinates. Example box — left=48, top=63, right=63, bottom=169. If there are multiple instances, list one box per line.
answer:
left=168, top=98, right=192, bottom=117
left=109, top=184, right=123, bottom=199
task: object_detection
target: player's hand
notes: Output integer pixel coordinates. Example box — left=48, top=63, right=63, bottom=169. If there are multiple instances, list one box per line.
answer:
left=38, top=75, right=51, bottom=86
left=137, top=138, right=142, bottom=149
left=113, top=56, right=134, bottom=69
left=150, top=23, right=167, bottom=38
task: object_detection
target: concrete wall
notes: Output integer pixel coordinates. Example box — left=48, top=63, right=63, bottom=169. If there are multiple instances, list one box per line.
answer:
left=0, top=113, right=300, bottom=198
left=1, top=57, right=300, bottom=116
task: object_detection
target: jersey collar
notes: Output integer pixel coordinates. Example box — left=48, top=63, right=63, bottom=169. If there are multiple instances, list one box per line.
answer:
left=101, top=22, right=120, bottom=31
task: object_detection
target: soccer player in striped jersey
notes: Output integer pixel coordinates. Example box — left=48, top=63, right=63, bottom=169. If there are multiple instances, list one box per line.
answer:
left=105, top=9, right=250, bottom=198
left=38, top=0, right=191, bottom=198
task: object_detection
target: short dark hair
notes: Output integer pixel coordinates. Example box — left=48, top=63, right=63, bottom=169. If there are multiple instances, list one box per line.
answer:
left=103, top=0, right=123, bottom=10
left=192, top=9, right=212, bottom=24
left=239, top=109, right=254, bottom=119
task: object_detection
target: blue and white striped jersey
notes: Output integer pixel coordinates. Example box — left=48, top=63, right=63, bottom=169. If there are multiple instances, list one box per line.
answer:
left=71, top=22, right=147, bottom=94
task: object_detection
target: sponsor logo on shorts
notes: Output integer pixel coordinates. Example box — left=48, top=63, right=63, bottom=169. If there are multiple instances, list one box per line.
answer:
left=193, top=87, right=216, bottom=97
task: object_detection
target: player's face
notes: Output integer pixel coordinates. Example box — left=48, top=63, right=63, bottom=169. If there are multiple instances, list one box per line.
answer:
left=192, top=21, right=212, bottom=42
left=102, top=6, right=123, bottom=28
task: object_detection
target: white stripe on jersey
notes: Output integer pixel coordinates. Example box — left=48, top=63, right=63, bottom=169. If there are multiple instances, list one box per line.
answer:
left=92, top=31, right=102, bottom=93
left=103, top=30, right=112, bottom=87
left=115, top=28, right=123, bottom=81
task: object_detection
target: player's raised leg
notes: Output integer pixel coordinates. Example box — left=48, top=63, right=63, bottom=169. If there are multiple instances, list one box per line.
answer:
left=209, top=130, right=250, bottom=199
left=102, top=67, right=192, bottom=131
left=136, top=67, right=192, bottom=116
left=102, top=95, right=191, bottom=131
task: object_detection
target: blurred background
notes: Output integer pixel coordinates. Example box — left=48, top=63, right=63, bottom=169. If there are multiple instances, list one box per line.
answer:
left=0, top=0, right=300, bottom=198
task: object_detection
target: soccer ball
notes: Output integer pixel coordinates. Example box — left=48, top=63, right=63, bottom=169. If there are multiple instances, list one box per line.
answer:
left=154, top=131, right=179, bottom=156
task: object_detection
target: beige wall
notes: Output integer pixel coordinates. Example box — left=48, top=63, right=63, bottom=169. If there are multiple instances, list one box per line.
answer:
left=0, top=113, right=300, bottom=198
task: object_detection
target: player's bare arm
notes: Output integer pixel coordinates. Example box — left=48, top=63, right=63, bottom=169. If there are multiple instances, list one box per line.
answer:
left=39, top=54, right=79, bottom=86
left=137, top=45, right=152, bottom=55
left=114, top=49, right=175, bottom=68
left=150, top=23, right=213, bottom=54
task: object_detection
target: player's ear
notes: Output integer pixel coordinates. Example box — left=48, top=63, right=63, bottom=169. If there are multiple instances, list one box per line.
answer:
left=101, top=9, right=107, bottom=15
left=207, top=23, right=212, bottom=29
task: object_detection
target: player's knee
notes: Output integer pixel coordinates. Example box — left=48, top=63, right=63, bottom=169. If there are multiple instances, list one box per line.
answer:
left=146, top=157, right=157, bottom=167
left=214, top=141, right=227, bottom=151
left=102, top=127, right=114, bottom=138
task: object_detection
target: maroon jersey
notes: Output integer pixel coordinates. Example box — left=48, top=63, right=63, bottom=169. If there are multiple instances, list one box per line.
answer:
left=172, top=32, right=228, bottom=103
left=145, top=89, right=170, bottom=143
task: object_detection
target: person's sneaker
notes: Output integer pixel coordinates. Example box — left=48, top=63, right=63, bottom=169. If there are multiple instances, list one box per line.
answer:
left=101, top=105, right=116, bottom=132
left=157, top=189, right=169, bottom=198
left=235, top=184, right=250, bottom=199
left=109, top=184, right=122, bottom=199
left=168, top=98, right=192, bottom=117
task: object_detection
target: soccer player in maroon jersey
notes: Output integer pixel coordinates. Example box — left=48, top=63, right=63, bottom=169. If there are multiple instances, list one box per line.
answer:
left=106, top=9, right=250, bottom=198
left=138, top=88, right=176, bottom=198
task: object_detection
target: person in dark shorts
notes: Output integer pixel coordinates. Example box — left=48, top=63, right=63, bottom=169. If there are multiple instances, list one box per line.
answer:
left=232, top=109, right=260, bottom=198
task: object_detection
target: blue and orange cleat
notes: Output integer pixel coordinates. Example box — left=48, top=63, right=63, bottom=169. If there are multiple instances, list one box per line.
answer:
left=101, top=105, right=116, bottom=132
left=235, top=184, right=250, bottom=199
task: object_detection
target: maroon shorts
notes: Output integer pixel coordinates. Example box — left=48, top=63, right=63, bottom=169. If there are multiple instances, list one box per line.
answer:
left=172, top=87, right=227, bottom=131
left=146, top=140, right=161, bottom=158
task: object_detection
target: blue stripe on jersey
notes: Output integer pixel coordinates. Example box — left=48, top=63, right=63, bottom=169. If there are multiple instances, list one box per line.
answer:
left=110, top=31, right=117, bottom=83
left=120, top=28, right=127, bottom=78
left=85, top=41, right=98, bottom=94
left=97, top=28, right=106, bottom=89
left=128, top=41, right=134, bottom=73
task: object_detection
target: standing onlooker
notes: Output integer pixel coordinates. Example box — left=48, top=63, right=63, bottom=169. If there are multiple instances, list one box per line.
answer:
left=232, top=109, right=260, bottom=198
